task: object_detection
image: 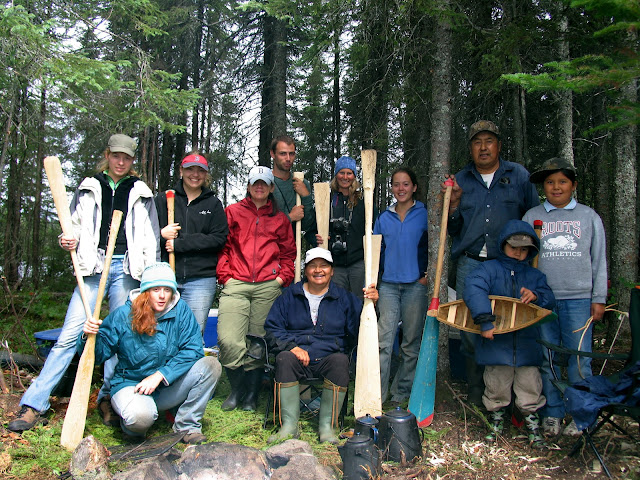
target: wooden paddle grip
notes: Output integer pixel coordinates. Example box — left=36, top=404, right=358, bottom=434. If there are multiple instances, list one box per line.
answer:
left=532, top=219, right=543, bottom=268
left=427, top=178, right=455, bottom=314
left=293, top=172, right=304, bottom=282
left=166, top=190, right=176, bottom=271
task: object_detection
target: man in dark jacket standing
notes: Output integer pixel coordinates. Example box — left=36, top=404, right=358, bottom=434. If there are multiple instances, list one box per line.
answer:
left=443, top=120, right=540, bottom=405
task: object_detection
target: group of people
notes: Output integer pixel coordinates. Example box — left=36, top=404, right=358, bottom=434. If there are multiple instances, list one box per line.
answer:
left=446, top=121, right=606, bottom=448
left=7, top=123, right=606, bottom=450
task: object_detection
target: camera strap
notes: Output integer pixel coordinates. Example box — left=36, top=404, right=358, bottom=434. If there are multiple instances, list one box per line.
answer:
left=331, top=192, right=353, bottom=223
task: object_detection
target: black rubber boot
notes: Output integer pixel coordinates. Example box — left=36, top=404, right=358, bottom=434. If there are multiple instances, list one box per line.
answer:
left=465, top=357, right=485, bottom=407
left=241, top=368, right=263, bottom=411
left=221, top=367, right=245, bottom=411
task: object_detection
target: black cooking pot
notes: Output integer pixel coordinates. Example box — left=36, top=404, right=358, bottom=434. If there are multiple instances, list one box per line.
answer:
left=338, top=432, right=381, bottom=480
left=354, top=414, right=379, bottom=442
left=377, top=407, right=422, bottom=463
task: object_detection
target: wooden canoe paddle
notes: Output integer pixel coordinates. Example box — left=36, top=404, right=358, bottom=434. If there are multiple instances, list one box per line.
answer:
left=314, top=182, right=331, bottom=249
left=43, top=156, right=94, bottom=341
left=166, top=190, right=176, bottom=271
left=354, top=149, right=382, bottom=418
left=408, top=177, right=454, bottom=427
left=293, top=172, right=304, bottom=282
left=60, top=208, right=122, bottom=450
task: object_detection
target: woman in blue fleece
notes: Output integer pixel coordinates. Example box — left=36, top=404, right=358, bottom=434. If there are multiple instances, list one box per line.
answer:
left=373, top=167, right=429, bottom=405
left=464, top=220, right=555, bottom=448
left=79, top=262, right=221, bottom=444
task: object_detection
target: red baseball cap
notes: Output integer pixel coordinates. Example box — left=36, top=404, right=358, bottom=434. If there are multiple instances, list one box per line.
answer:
left=181, top=154, right=209, bottom=171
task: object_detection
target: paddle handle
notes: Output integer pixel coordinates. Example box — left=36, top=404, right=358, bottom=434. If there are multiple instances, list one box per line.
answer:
left=293, top=172, right=303, bottom=282
left=427, top=178, right=454, bottom=315
left=313, top=183, right=331, bottom=249
left=532, top=219, right=543, bottom=269
left=60, top=209, right=122, bottom=450
left=166, top=190, right=175, bottom=271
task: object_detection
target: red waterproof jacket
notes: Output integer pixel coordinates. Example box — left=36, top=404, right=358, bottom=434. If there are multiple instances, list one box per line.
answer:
left=217, top=197, right=296, bottom=286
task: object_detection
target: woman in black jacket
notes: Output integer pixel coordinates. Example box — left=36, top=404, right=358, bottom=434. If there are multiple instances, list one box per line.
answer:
left=155, top=152, right=229, bottom=333
left=315, top=156, right=373, bottom=299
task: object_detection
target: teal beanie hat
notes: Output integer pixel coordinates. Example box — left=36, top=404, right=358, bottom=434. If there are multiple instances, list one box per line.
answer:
left=140, top=262, right=178, bottom=293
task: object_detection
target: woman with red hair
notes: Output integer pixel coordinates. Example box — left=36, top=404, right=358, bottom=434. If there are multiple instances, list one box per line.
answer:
left=80, top=262, right=221, bottom=444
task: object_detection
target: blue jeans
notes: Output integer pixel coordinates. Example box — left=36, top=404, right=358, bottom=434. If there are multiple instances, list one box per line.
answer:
left=111, top=356, right=221, bottom=437
left=377, top=280, right=428, bottom=402
left=540, top=298, right=593, bottom=418
left=21, top=258, right=138, bottom=413
left=178, top=276, right=217, bottom=334
left=332, top=260, right=365, bottom=300
left=456, top=255, right=483, bottom=358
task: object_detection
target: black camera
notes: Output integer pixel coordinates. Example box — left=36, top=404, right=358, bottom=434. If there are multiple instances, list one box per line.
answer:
left=330, top=217, right=350, bottom=233
left=330, top=234, right=348, bottom=255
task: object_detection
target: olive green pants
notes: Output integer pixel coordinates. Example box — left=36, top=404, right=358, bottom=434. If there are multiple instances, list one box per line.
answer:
left=217, top=278, right=281, bottom=370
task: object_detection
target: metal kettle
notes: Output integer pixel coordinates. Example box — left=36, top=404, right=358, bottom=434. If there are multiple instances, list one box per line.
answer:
left=338, top=432, right=381, bottom=480
left=377, top=407, right=422, bottom=463
left=354, top=414, right=379, bottom=442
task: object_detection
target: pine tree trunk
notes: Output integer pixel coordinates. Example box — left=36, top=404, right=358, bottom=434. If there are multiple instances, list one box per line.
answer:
left=612, top=78, right=638, bottom=313
left=259, top=14, right=287, bottom=167
left=30, top=87, right=47, bottom=288
left=557, top=12, right=574, bottom=164
left=3, top=97, right=23, bottom=287
left=429, top=2, right=453, bottom=377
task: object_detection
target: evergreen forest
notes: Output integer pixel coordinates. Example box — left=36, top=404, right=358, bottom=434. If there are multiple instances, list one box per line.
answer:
left=1, top=0, right=638, bottom=320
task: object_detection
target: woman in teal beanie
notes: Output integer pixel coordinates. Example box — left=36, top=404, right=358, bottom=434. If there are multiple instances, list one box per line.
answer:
left=80, top=262, right=221, bottom=444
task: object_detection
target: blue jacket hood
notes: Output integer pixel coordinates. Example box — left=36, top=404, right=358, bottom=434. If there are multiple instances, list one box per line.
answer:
left=497, top=219, right=540, bottom=264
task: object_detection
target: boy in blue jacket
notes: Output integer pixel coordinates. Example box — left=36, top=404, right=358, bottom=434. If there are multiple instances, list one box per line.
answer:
left=464, top=220, right=555, bottom=448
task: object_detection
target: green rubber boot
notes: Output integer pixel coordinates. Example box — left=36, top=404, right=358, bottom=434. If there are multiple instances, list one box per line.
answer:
left=268, top=382, right=300, bottom=443
left=318, top=379, right=347, bottom=444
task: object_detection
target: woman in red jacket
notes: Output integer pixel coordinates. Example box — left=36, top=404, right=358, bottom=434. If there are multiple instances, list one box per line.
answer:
left=216, top=166, right=296, bottom=412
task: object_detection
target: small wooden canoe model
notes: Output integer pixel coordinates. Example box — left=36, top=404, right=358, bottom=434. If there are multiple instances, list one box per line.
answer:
left=437, top=295, right=555, bottom=334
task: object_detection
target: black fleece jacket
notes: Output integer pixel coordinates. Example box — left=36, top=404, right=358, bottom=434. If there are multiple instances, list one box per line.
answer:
left=155, top=182, right=229, bottom=282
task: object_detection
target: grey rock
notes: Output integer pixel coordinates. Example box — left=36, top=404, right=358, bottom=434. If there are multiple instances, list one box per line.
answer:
left=112, top=456, right=178, bottom=480
left=176, top=442, right=272, bottom=480
left=70, top=436, right=111, bottom=480
left=265, top=439, right=313, bottom=468
left=270, top=453, right=336, bottom=480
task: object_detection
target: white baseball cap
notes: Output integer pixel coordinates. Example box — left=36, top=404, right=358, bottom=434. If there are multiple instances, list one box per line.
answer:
left=248, top=166, right=274, bottom=185
left=305, top=247, right=333, bottom=264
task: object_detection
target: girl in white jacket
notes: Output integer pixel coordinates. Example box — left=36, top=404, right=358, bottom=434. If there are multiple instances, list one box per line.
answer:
left=9, top=134, right=160, bottom=433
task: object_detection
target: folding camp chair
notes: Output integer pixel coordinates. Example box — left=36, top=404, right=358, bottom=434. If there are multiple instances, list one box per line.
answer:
left=539, top=287, right=640, bottom=479
left=245, top=333, right=349, bottom=430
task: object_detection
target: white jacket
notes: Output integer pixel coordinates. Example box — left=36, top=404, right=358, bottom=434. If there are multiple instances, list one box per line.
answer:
left=69, top=176, right=160, bottom=280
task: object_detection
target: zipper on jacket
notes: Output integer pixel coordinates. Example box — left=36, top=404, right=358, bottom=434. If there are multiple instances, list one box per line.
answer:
left=252, top=216, right=259, bottom=282
left=181, top=200, right=190, bottom=281
left=511, top=270, right=517, bottom=366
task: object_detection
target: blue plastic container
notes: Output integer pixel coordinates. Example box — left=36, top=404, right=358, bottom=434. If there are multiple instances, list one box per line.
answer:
left=33, top=327, right=78, bottom=397
left=203, top=308, right=218, bottom=348
left=34, top=327, right=64, bottom=358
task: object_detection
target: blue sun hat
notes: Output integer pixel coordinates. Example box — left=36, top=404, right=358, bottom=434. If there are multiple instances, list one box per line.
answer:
left=140, top=262, right=178, bottom=293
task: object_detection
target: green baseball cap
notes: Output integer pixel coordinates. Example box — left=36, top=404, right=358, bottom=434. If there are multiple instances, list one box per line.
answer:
left=108, top=134, right=137, bottom=157
left=468, top=120, right=500, bottom=142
